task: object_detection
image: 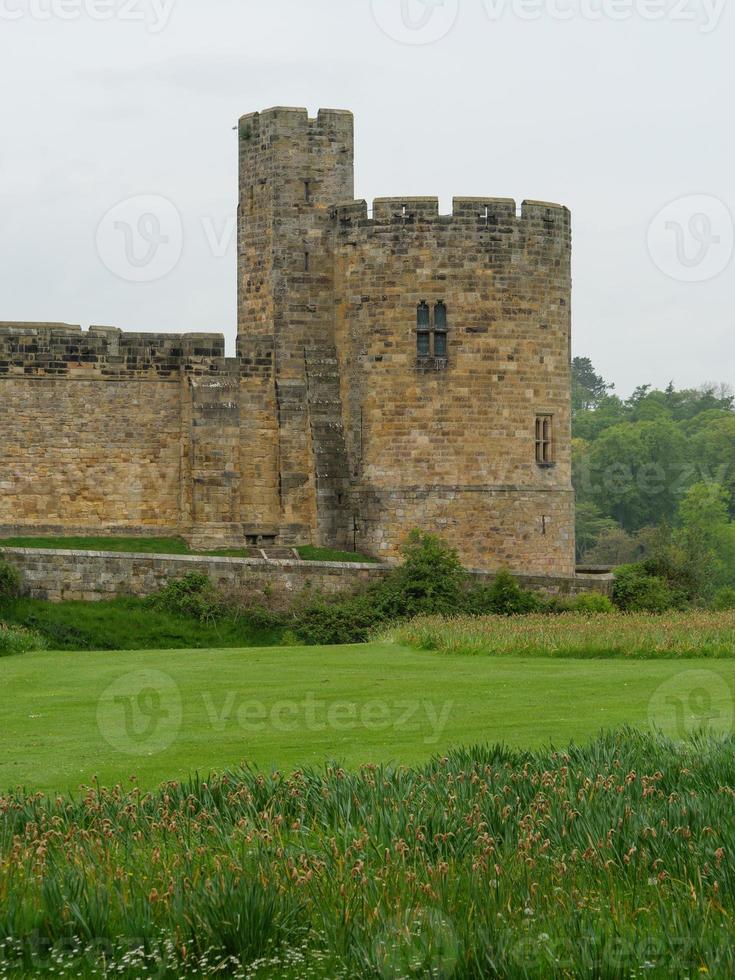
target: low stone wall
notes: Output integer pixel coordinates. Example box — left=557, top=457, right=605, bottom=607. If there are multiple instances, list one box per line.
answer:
left=0, top=547, right=613, bottom=604
left=0, top=549, right=387, bottom=603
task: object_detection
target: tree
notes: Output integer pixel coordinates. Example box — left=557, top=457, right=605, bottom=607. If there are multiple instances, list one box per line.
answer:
left=585, top=419, right=690, bottom=531
left=674, top=483, right=735, bottom=595
left=575, top=502, right=619, bottom=561
left=572, top=357, right=615, bottom=417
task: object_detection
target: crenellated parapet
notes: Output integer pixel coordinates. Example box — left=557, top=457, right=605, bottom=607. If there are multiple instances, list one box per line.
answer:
left=0, top=323, right=226, bottom=379
left=332, top=196, right=570, bottom=242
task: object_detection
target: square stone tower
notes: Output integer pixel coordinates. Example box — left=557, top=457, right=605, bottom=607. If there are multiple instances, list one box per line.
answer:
left=237, top=107, right=355, bottom=548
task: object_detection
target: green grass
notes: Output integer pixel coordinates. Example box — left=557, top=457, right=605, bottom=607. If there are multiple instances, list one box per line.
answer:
left=393, top=610, right=735, bottom=658
left=0, top=535, right=377, bottom=563
left=3, top=642, right=735, bottom=794
left=0, top=534, right=198, bottom=554
left=0, top=596, right=285, bottom=651
left=2, top=729, right=735, bottom=977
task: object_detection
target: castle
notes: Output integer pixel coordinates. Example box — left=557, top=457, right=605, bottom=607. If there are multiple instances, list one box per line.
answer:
left=0, top=107, right=575, bottom=576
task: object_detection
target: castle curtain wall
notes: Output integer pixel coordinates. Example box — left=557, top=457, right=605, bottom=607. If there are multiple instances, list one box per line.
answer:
left=0, top=326, right=236, bottom=537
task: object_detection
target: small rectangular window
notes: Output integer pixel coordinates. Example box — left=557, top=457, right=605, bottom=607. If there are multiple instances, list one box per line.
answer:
left=535, top=415, right=554, bottom=465
left=434, top=301, right=447, bottom=357
left=417, top=301, right=431, bottom=357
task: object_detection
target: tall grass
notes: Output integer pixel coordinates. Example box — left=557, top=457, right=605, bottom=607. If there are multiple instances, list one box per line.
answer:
left=392, top=610, right=735, bottom=659
left=1, top=729, right=734, bottom=977
left=0, top=622, right=45, bottom=657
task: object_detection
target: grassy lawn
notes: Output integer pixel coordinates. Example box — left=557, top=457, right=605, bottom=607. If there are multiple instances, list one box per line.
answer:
left=0, top=596, right=285, bottom=650
left=0, top=535, right=377, bottom=563
left=3, top=642, right=734, bottom=794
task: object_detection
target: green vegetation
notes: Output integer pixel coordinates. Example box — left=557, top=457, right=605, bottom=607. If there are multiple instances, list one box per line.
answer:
left=0, top=559, right=20, bottom=600
left=1, top=729, right=734, bottom=977
left=4, top=639, right=735, bottom=794
left=0, top=535, right=201, bottom=554
left=394, top=610, right=735, bottom=659
left=573, top=359, right=735, bottom=561
left=0, top=595, right=285, bottom=651
left=0, top=535, right=376, bottom=563
left=0, top=622, right=44, bottom=658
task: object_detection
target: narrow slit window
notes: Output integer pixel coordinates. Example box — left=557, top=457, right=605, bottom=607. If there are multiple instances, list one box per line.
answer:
left=417, top=301, right=430, bottom=356
left=304, top=252, right=310, bottom=272
left=303, top=180, right=312, bottom=202
left=535, top=415, right=554, bottom=465
left=434, top=301, right=448, bottom=357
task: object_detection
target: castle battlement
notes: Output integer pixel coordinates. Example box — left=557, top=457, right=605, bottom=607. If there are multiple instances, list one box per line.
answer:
left=238, top=106, right=354, bottom=141
left=332, top=197, right=570, bottom=237
left=0, top=323, right=226, bottom=378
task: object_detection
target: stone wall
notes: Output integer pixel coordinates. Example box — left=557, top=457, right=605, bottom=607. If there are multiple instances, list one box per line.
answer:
left=0, top=548, right=611, bottom=605
left=0, top=548, right=388, bottom=604
left=0, top=324, right=281, bottom=545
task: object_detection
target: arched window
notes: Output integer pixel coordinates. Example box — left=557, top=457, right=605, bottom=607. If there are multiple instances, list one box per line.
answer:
left=416, top=301, right=430, bottom=357
left=434, top=301, right=448, bottom=358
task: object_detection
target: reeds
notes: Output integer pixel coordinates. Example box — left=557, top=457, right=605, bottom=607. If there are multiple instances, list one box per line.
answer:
left=1, top=728, right=734, bottom=976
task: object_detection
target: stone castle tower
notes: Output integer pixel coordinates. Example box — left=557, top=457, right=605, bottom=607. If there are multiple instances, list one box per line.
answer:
left=0, top=106, right=575, bottom=576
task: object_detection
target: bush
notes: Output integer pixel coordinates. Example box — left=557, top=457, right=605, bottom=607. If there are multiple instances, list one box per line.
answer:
left=0, top=559, right=21, bottom=600
left=387, top=530, right=467, bottom=617
left=292, top=594, right=379, bottom=646
left=571, top=592, right=615, bottom=613
left=465, top=570, right=541, bottom=616
left=612, top=563, right=676, bottom=612
left=146, top=573, right=228, bottom=624
left=292, top=532, right=469, bottom=645
left=0, top=622, right=45, bottom=657
left=712, top=587, right=735, bottom=611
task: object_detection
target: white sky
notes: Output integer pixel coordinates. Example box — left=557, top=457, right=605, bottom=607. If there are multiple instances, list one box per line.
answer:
left=0, top=0, right=733, bottom=395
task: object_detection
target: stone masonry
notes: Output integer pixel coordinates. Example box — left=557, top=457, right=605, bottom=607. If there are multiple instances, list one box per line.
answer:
left=0, top=107, right=575, bottom=577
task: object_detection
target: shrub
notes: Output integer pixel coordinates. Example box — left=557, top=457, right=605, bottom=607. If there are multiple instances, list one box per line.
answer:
left=0, top=559, right=21, bottom=601
left=292, top=594, right=379, bottom=646
left=388, top=530, right=466, bottom=617
left=292, top=532, right=469, bottom=644
left=146, top=573, right=228, bottom=624
left=712, top=587, right=735, bottom=611
left=571, top=592, right=615, bottom=613
left=465, top=570, right=541, bottom=616
left=0, top=622, right=45, bottom=657
left=612, top=563, right=675, bottom=612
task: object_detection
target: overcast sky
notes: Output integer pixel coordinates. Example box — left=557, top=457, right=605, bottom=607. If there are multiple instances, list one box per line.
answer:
left=0, top=0, right=732, bottom=395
